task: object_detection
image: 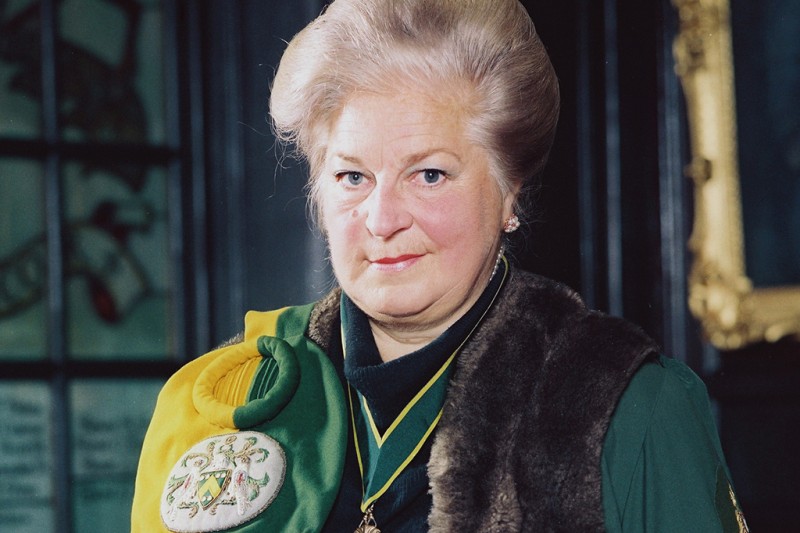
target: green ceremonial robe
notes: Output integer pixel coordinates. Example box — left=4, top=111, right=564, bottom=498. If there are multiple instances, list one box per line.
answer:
left=602, top=356, right=747, bottom=532
left=133, top=300, right=747, bottom=532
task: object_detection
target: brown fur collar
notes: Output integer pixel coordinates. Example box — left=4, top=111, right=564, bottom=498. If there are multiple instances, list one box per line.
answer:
left=306, top=268, right=658, bottom=531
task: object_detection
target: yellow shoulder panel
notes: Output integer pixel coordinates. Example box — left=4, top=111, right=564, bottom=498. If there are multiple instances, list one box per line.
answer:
left=131, top=308, right=286, bottom=532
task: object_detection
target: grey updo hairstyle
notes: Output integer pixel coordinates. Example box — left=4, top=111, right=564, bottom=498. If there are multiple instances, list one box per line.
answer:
left=270, top=0, right=560, bottom=212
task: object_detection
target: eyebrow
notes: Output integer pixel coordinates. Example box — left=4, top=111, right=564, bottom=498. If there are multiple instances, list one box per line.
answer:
left=331, top=148, right=463, bottom=167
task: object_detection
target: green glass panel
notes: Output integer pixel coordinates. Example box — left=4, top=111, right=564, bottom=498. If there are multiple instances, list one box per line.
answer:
left=63, top=161, right=172, bottom=359
left=59, top=0, right=166, bottom=144
left=0, top=382, right=55, bottom=533
left=0, top=158, right=47, bottom=359
left=0, top=0, right=43, bottom=138
left=70, top=379, right=162, bottom=533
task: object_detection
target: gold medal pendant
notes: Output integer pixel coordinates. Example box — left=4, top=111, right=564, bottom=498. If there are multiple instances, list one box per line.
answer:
left=354, top=504, right=381, bottom=533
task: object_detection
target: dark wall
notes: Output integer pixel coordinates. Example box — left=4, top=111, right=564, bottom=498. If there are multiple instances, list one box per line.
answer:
left=712, top=342, right=800, bottom=528
left=199, top=1, right=799, bottom=529
left=202, top=0, right=331, bottom=343
left=519, top=1, right=799, bottom=529
left=518, top=0, right=697, bottom=361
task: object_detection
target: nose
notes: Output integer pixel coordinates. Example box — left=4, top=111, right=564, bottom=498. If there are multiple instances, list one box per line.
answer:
left=364, top=182, right=412, bottom=238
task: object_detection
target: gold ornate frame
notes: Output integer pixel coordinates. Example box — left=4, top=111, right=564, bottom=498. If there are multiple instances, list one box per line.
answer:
left=673, top=0, right=800, bottom=349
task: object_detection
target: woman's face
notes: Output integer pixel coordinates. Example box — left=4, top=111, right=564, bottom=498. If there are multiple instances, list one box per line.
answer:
left=319, top=89, right=516, bottom=332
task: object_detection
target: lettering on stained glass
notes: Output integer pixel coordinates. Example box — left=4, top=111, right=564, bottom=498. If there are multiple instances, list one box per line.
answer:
left=0, top=386, right=54, bottom=532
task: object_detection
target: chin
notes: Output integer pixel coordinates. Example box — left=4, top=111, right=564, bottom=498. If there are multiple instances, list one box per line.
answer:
left=355, top=288, right=433, bottom=321
left=366, top=300, right=428, bottom=321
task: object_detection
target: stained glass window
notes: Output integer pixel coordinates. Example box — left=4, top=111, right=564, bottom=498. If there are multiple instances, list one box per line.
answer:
left=0, top=158, right=47, bottom=359
left=0, top=0, right=42, bottom=138
left=0, top=0, right=199, bottom=531
left=63, top=162, right=172, bottom=359
left=69, top=380, right=162, bottom=531
left=58, top=0, right=167, bottom=144
left=0, top=382, right=55, bottom=533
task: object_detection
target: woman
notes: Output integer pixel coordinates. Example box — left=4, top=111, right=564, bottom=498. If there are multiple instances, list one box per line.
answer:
left=132, top=1, right=747, bottom=531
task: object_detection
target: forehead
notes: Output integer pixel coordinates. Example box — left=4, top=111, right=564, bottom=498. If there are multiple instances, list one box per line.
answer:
left=326, top=89, right=470, bottom=155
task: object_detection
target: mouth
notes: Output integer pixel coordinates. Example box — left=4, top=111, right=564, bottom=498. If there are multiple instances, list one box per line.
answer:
left=369, top=254, right=424, bottom=271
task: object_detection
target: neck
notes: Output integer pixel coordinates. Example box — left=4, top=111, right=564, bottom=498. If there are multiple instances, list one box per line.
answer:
left=368, top=321, right=446, bottom=362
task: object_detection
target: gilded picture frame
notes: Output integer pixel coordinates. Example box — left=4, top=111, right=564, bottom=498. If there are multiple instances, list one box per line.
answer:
left=673, top=0, right=800, bottom=349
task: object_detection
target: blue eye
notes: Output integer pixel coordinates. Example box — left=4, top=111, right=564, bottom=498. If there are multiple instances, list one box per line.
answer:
left=340, top=172, right=365, bottom=186
left=421, top=169, right=444, bottom=185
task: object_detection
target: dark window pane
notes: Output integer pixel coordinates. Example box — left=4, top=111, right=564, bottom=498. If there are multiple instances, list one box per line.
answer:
left=0, top=0, right=42, bottom=138
left=0, top=382, right=55, bottom=532
left=63, top=162, right=172, bottom=359
left=70, top=379, right=162, bottom=532
left=59, top=0, right=166, bottom=144
left=0, top=158, right=47, bottom=359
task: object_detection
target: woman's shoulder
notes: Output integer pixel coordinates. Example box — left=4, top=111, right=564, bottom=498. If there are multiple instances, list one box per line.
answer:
left=159, top=302, right=319, bottom=392
left=607, top=354, right=717, bottom=447
left=601, top=355, right=745, bottom=532
left=619, top=355, right=713, bottom=421
left=602, top=354, right=724, bottom=500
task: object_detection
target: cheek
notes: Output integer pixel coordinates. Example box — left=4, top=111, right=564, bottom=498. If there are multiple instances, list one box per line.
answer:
left=322, top=205, right=363, bottom=260
left=414, top=194, right=479, bottom=246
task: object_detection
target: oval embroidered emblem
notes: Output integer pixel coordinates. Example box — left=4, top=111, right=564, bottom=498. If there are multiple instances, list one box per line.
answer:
left=160, top=431, right=286, bottom=532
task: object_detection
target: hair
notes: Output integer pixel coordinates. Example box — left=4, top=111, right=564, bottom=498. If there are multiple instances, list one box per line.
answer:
left=270, top=0, right=560, bottom=218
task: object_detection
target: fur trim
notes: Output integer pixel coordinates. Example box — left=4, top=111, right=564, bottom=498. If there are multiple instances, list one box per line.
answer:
left=307, top=287, right=340, bottom=351
left=427, top=270, right=657, bottom=531
left=306, top=269, right=658, bottom=531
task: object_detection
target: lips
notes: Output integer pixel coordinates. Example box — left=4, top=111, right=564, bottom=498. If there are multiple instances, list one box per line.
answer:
left=372, top=254, right=422, bottom=265
left=368, top=254, right=424, bottom=272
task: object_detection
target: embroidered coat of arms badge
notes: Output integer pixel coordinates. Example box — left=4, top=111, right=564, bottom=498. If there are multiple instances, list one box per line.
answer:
left=160, top=432, right=286, bottom=532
